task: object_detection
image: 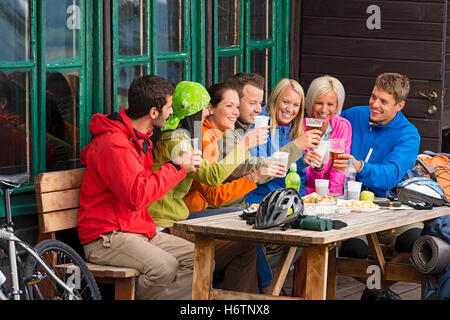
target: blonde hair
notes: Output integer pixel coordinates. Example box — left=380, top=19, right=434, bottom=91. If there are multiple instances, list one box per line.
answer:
left=267, top=78, right=305, bottom=139
left=375, top=73, right=410, bottom=103
left=305, top=75, right=345, bottom=116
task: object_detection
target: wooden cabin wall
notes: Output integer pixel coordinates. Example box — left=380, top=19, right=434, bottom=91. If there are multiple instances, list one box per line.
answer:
left=444, top=2, right=450, bottom=151
left=295, top=0, right=448, bottom=152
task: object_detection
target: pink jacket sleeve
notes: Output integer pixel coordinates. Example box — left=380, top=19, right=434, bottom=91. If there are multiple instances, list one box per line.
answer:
left=305, top=116, right=352, bottom=195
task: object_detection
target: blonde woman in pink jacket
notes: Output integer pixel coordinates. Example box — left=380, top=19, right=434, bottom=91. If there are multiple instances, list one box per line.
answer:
left=302, top=75, right=352, bottom=195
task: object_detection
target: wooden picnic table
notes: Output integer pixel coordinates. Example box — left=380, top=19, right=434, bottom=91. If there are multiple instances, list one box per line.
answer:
left=173, top=205, right=450, bottom=300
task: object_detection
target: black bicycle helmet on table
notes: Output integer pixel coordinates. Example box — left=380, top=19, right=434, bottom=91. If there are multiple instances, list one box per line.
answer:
left=254, top=188, right=303, bottom=229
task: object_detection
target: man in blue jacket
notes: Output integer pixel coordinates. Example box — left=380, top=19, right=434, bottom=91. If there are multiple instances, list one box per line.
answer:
left=335, top=72, right=423, bottom=300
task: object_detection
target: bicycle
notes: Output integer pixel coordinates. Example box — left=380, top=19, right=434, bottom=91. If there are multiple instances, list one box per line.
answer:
left=0, top=173, right=101, bottom=300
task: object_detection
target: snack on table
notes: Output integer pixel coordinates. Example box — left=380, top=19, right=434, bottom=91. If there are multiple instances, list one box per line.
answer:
left=317, top=196, right=335, bottom=204
left=302, top=193, right=336, bottom=205
left=339, top=200, right=378, bottom=209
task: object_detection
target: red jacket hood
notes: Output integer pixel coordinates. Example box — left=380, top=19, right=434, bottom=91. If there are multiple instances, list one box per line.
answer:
left=82, top=108, right=153, bottom=165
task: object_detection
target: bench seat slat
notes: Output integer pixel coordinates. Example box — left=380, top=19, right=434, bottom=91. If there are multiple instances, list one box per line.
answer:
left=38, top=209, right=79, bottom=234
left=55, top=263, right=139, bottom=278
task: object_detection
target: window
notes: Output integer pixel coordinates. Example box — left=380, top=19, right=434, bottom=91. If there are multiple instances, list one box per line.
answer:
left=0, top=1, right=36, bottom=178
left=112, top=0, right=203, bottom=111
left=0, top=0, right=95, bottom=216
left=214, top=0, right=290, bottom=97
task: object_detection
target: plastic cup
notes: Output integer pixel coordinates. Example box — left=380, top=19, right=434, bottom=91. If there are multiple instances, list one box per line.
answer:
left=314, top=140, right=330, bottom=167
left=329, top=138, right=345, bottom=165
left=305, top=118, right=323, bottom=131
left=315, top=179, right=329, bottom=196
left=254, top=116, right=270, bottom=129
left=347, top=181, right=362, bottom=200
left=180, top=138, right=199, bottom=152
left=272, top=151, right=289, bottom=167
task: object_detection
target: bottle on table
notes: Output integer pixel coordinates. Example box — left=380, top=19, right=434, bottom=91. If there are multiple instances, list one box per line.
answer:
left=344, top=160, right=357, bottom=200
left=285, top=163, right=301, bottom=193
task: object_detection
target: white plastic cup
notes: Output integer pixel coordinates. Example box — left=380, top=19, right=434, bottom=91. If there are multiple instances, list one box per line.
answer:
left=347, top=181, right=362, bottom=200
left=314, top=140, right=330, bottom=167
left=180, top=138, right=199, bottom=152
left=315, top=179, right=329, bottom=196
left=272, top=151, right=289, bottom=167
left=254, top=115, right=270, bottom=129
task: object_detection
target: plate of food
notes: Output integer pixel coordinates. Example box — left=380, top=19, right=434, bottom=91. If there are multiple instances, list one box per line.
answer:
left=302, top=193, right=336, bottom=206
left=337, top=200, right=379, bottom=213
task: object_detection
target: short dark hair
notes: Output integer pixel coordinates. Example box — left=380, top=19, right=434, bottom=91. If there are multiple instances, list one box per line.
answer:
left=226, top=72, right=264, bottom=98
left=207, top=82, right=238, bottom=107
left=127, top=75, right=175, bottom=119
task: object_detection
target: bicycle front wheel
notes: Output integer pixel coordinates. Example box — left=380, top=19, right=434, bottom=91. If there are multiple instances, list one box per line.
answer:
left=24, top=240, right=101, bottom=300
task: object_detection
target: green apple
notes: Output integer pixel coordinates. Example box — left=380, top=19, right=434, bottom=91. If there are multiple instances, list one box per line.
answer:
left=360, top=190, right=375, bottom=202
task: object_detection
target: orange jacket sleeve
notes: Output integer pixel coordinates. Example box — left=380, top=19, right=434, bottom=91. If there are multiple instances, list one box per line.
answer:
left=184, top=173, right=257, bottom=211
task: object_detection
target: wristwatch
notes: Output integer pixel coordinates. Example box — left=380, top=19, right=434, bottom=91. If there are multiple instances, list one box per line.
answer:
left=314, top=164, right=324, bottom=171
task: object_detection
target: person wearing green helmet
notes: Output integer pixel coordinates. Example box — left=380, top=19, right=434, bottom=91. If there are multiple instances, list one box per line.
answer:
left=148, top=80, right=269, bottom=294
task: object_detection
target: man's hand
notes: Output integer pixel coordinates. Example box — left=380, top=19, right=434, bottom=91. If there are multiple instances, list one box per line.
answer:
left=238, top=126, right=269, bottom=150
left=293, top=129, right=321, bottom=151
left=332, top=153, right=363, bottom=172
left=252, top=161, right=287, bottom=182
left=174, top=150, right=202, bottom=174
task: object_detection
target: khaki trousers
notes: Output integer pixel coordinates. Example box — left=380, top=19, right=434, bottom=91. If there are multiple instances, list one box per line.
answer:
left=83, top=231, right=194, bottom=300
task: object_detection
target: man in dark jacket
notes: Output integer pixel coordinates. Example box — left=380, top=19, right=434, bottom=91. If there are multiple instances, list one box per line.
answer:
left=78, top=75, right=201, bottom=300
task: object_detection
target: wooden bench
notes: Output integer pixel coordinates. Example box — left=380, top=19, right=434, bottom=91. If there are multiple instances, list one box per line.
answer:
left=34, top=168, right=140, bottom=300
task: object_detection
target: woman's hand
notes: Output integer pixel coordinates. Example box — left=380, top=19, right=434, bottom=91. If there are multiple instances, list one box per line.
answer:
left=252, top=161, right=287, bottom=182
left=293, top=129, right=321, bottom=151
left=238, top=126, right=270, bottom=150
left=303, top=150, right=323, bottom=168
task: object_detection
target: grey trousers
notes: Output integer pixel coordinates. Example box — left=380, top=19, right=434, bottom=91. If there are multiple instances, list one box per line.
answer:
left=83, top=231, right=194, bottom=300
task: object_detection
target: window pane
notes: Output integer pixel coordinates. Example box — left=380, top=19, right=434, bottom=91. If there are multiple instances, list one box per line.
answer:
left=157, top=0, right=184, bottom=52
left=46, top=0, right=80, bottom=61
left=250, top=0, right=272, bottom=41
left=117, top=64, right=148, bottom=109
left=250, top=48, right=271, bottom=98
left=45, top=70, right=80, bottom=171
left=0, top=70, right=32, bottom=175
left=158, top=60, right=184, bottom=84
left=118, top=0, right=147, bottom=56
left=0, top=0, right=31, bottom=62
left=218, top=0, right=240, bottom=47
left=218, top=55, right=239, bottom=83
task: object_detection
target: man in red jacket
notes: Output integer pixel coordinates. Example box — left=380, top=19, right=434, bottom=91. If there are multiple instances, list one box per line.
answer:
left=78, top=75, right=201, bottom=300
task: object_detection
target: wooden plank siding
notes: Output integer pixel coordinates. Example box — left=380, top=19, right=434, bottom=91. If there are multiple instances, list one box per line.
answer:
left=444, top=3, right=450, bottom=131
left=297, top=0, right=448, bottom=152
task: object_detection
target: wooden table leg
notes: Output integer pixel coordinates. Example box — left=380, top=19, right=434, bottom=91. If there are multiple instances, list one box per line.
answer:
left=366, top=233, right=386, bottom=276
left=305, top=244, right=329, bottom=300
left=291, top=248, right=307, bottom=298
left=326, top=244, right=337, bottom=300
left=192, top=234, right=215, bottom=300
